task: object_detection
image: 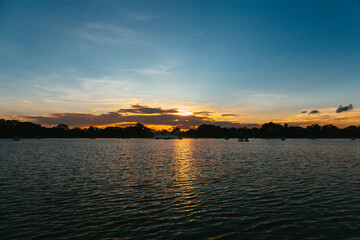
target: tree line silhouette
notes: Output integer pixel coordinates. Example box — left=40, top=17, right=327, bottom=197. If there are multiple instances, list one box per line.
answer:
left=0, top=119, right=359, bottom=139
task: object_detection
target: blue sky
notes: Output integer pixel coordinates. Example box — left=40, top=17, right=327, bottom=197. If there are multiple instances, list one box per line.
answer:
left=1, top=0, right=359, bottom=128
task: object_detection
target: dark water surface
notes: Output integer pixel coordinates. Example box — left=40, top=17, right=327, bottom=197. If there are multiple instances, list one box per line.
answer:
left=1, top=138, right=359, bottom=239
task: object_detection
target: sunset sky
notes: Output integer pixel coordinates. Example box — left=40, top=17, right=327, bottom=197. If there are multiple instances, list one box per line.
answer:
left=1, top=0, right=360, bottom=130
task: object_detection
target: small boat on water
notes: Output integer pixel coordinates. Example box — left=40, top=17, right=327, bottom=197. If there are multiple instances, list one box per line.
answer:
left=12, top=136, right=20, bottom=141
left=281, top=137, right=286, bottom=141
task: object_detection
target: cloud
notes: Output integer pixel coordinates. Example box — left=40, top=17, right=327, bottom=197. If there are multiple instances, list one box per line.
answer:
left=32, top=73, right=139, bottom=110
left=128, top=12, right=153, bottom=21
left=76, top=23, right=150, bottom=46
left=129, top=67, right=170, bottom=76
left=118, top=104, right=178, bottom=114
left=301, top=110, right=307, bottom=114
left=309, top=110, right=319, bottom=114
left=124, top=59, right=179, bottom=76
left=15, top=104, right=258, bottom=129
left=221, top=113, right=248, bottom=117
left=247, top=92, right=285, bottom=98
left=18, top=100, right=31, bottom=103
left=336, top=104, right=353, bottom=113
left=17, top=111, right=202, bottom=129
left=193, top=111, right=213, bottom=115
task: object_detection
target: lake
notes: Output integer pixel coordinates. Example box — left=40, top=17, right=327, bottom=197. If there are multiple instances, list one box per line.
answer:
left=1, top=138, right=359, bottom=239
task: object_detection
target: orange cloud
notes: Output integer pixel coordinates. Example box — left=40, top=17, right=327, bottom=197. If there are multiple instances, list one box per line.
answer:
left=18, top=99, right=31, bottom=103
left=281, top=107, right=360, bottom=128
left=13, top=104, right=257, bottom=130
left=7, top=104, right=359, bottom=130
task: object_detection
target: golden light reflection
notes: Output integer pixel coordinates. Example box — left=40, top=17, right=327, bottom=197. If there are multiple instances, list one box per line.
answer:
left=172, top=139, right=200, bottom=215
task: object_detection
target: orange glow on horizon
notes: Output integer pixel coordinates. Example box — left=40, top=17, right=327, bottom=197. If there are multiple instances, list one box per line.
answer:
left=91, top=123, right=187, bottom=131
left=4, top=104, right=360, bottom=130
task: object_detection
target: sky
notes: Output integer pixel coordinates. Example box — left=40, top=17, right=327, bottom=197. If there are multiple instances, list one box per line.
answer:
left=1, top=0, right=360, bottom=130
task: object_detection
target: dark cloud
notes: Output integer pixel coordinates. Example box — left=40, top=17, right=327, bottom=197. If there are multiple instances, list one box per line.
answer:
left=309, top=110, right=319, bottom=114
left=19, top=110, right=257, bottom=129
left=21, top=112, right=200, bottom=129
left=118, top=104, right=178, bottom=114
left=336, top=104, right=353, bottom=113
left=221, top=113, right=248, bottom=117
left=301, top=111, right=307, bottom=114
left=193, top=111, right=213, bottom=115
left=16, top=104, right=260, bottom=129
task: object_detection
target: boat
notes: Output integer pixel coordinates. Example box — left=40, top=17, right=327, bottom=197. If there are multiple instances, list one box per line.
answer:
left=281, top=137, right=286, bottom=141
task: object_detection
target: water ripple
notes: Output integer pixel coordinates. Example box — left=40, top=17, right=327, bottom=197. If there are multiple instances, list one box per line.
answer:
left=0, top=138, right=359, bottom=239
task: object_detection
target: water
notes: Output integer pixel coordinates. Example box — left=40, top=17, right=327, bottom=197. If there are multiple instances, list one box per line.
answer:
left=1, top=138, right=359, bottom=239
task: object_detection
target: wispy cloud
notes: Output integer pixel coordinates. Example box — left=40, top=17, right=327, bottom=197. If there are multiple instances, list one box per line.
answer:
left=76, top=23, right=151, bottom=46
left=232, top=91, right=286, bottom=106
left=30, top=73, right=141, bottom=113
left=18, top=99, right=31, bottom=103
left=128, top=12, right=154, bottom=21
left=246, top=92, right=285, bottom=99
left=129, top=67, right=170, bottom=76
left=124, top=59, right=179, bottom=76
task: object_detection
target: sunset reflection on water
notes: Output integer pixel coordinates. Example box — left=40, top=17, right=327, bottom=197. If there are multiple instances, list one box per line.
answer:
left=1, top=138, right=359, bottom=239
left=172, top=139, right=202, bottom=218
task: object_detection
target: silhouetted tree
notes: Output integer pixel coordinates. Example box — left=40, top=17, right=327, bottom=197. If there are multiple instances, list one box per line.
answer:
left=0, top=119, right=359, bottom=139
left=306, top=124, right=321, bottom=138
left=171, top=127, right=181, bottom=136
left=57, top=123, right=69, bottom=130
